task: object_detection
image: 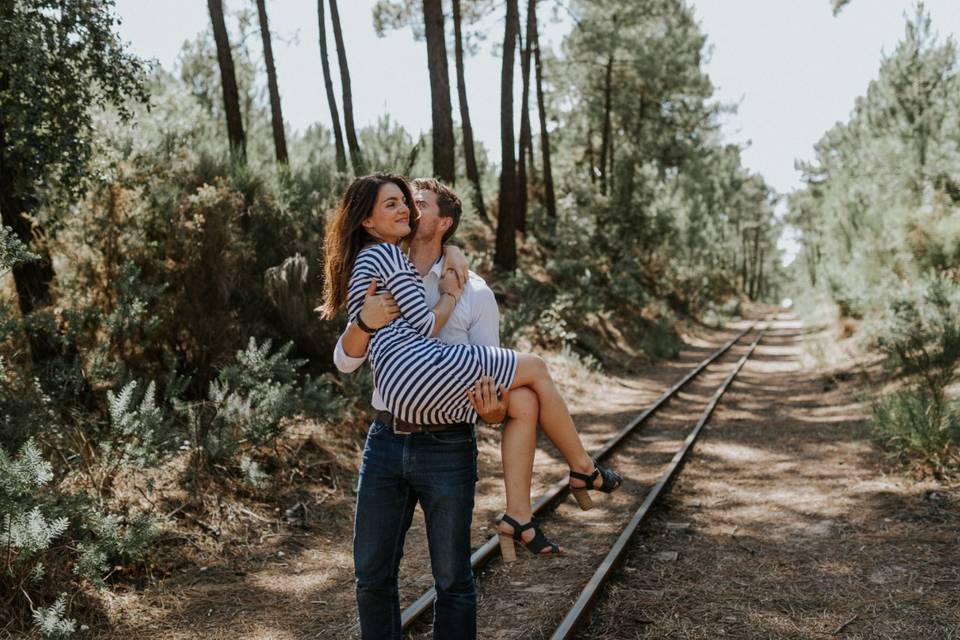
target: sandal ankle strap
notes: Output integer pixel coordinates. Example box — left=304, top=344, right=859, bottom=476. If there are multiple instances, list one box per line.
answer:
left=500, top=514, right=534, bottom=541
left=500, top=515, right=561, bottom=555
left=569, top=465, right=600, bottom=484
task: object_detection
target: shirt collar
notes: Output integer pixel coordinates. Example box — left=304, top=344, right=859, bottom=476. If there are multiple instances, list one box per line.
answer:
left=427, top=255, right=445, bottom=279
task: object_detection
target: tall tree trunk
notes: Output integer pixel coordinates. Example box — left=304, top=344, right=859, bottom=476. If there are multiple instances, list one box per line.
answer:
left=524, top=0, right=539, bottom=189
left=257, top=0, right=288, bottom=164
left=740, top=233, right=748, bottom=292
left=804, top=242, right=818, bottom=287
left=422, top=0, right=456, bottom=184
left=207, top=0, right=246, bottom=161
left=750, top=227, right=762, bottom=299
left=586, top=123, right=596, bottom=185
left=329, top=0, right=364, bottom=174
left=598, top=51, right=614, bottom=195
left=317, top=0, right=347, bottom=173
left=0, top=189, right=56, bottom=362
left=756, top=246, right=765, bottom=301
left=516, top=4, right=533, bottom=235
left=494, top=0, right=519, bottom=272
left=452, top=0, right=488, bottom=224
left=532, top=7, right=556, bottom=219
left=0, top=101, right=58, bottom=364
left=609, top=111, right=616, bottom=192
left=526, top=119, right=536, bottom=180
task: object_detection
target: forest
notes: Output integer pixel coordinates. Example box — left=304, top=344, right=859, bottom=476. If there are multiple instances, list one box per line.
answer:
left=1, top=0, right=957, bottom=637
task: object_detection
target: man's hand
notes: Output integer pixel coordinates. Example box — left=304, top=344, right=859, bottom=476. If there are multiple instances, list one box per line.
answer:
left=358, top=279, right=399, bottom=329
left=466, top=376, right=509, bottom=425
left=442, top=245, right=469, bottom=286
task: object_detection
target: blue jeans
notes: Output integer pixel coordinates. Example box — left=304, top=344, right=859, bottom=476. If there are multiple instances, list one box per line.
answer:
left=354, top=419, right=478, bottom=640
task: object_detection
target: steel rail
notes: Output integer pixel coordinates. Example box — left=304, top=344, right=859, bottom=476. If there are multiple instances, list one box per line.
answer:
left=400, top=322, right=757, bottom=631
left=548, top=323, right=768, bottom=640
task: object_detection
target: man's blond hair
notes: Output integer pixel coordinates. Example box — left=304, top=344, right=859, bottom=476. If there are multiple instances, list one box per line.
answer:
left=412, top=178, right=462, bottom=245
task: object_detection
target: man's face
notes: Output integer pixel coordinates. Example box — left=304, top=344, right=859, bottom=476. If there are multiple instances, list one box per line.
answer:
left=413, top=189, right=449, bottom=242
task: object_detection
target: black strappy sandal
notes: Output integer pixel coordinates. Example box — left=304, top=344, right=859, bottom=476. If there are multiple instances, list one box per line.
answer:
left=498, top=514, right=563, bottom=562
left=568, top=459, right=623, bottom=510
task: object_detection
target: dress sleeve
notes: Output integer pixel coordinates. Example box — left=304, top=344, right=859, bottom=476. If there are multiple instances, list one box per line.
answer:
left=357, top=243, right=436, bottom=337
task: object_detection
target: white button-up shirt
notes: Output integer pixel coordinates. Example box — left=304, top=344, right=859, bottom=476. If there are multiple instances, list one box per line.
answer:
left=333, top=257, right=501, bottom=411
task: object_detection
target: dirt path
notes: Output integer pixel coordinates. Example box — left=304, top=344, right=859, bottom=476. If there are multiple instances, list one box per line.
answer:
left=99, top=321, right=749, bottom=639
left=579, top=317, right=960, bottom=639
left=98, top=316, right=959, bottom=639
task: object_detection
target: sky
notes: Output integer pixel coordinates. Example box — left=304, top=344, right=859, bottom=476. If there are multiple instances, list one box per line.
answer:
left=113, top=0, right=960, bottom=197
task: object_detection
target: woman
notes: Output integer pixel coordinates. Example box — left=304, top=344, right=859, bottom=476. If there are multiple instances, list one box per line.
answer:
left=320, top=173, right=622, bottom=558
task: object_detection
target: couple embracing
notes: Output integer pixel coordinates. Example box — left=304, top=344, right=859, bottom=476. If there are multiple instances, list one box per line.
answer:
left=319, top=173, right=623, bottom=640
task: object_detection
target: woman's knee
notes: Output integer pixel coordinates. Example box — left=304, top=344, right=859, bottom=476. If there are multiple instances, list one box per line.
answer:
left=517, top=352, right=549, bottom=380
left=507, top=387, right=539, bottom=423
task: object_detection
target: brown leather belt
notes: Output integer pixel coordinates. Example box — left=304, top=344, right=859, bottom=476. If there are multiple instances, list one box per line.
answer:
left=375, top=411, right=473, bottom=435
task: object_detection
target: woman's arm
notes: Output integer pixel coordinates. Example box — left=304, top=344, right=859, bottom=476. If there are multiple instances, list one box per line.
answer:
left=359, top=243, right=461, bottom=338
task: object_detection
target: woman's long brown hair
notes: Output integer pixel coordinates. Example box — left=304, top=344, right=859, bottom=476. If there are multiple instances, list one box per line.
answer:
left=319, top=173, right=418, bottom=319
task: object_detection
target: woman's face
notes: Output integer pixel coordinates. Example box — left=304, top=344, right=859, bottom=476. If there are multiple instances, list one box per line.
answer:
left=362, top=182, right=412, bottom=243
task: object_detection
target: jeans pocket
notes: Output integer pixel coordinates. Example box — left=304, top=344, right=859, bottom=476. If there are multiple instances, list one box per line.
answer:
left=367, top=420, right=389, bottom=437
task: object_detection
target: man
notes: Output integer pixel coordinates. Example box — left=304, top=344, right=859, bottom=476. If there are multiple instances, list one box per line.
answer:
left=334, top=178, right=538, bottom=640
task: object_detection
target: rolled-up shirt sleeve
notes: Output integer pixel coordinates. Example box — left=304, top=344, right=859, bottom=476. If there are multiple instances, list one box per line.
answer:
left=333, top=331, right=367, bottom=373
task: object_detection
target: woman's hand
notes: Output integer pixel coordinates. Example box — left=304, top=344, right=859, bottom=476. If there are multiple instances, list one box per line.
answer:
left=442, top=245, right=469, bottom=286
left=466, top=376, right=510, bottom=424
left=358, top=279, right=399, bottom=329
left=438, top=268, right=464, bottom=303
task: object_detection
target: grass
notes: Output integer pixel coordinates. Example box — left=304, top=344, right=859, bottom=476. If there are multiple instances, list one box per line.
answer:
left=871, top=389, right=960, bottom=476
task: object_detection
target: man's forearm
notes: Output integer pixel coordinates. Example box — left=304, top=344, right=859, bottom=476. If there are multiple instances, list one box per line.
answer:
left=341, top=322, right=371, bottom=357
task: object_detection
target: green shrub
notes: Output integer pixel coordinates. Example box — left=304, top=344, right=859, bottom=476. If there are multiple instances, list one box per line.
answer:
left=1, top=439, right=71, bottom=633
left=0, top=225, right=39, bottom=271
left=872, top=389, right=960, bottom=474
left=180, top=338, right=303, bottom=472
left=32, top=594, right=77, bottom=639
left=639, top=315, right=683, bottom=360
left=866, top=277, right=960, bottom=474
left=872, top=277, right=960, bottom=409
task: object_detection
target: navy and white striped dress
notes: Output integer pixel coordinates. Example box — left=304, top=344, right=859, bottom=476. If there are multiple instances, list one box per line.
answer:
left=346, top=242, right=518, bottom=425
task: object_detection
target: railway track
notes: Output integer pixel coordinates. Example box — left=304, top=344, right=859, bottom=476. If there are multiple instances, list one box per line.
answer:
left=401, top=320, right=769, bottom=637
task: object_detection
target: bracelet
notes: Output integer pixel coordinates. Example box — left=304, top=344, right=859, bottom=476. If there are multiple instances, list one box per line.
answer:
left=356, top=312, right=378, bottom=335
left=441, top=291, right=459, bottom=304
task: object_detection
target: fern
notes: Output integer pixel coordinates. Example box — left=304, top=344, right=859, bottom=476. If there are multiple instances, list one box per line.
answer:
left=32, top=594, right=77, bottom=638
left=0, top=225, right=38, bottom=272
left=3, top=507, right=69, bottom=557
left=240, top=455, right=266, bottom=488
left=0, top=439, right=54, bottom=495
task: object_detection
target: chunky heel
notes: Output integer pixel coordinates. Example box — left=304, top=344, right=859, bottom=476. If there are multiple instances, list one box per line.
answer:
left=571, top=488, right=593, bottom=510
left=568, top=460, right=623, bottom=510
left=498, top=514, right=562, bottom=559
left=499, top=533, right=517, bottom=563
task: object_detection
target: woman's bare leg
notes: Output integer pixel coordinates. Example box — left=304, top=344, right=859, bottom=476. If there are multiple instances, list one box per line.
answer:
left=501, top=388, right=537, bottom=523
left=510, top=354, right=598, bottom=488
left=498, top=387, right=564, bottom=552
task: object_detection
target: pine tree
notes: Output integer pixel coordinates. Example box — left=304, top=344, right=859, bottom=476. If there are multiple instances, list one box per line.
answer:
left=317, top=0, right=348, bottom=172
left=256, top=0, right=289, bottom=163
left=208, top=0, right=246, bottom=160
left=494, top=0, right=520, bottom=272
left=329, top=0, right=366, bottom=174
